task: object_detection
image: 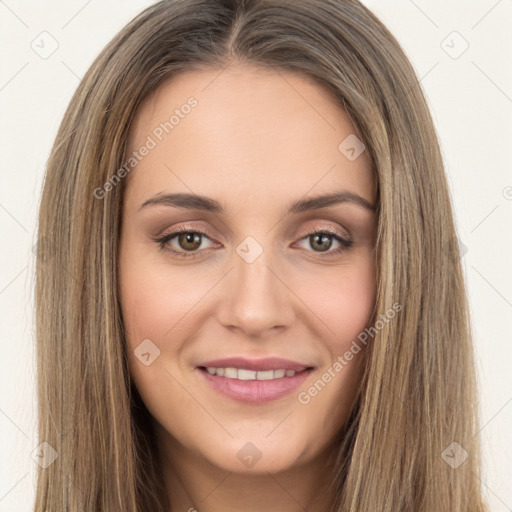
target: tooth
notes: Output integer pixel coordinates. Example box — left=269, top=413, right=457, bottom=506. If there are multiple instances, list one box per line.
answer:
left=256, top=370, right=275, bottom=380
left=205, top=367, right=297, bottom=379
left=238, top=369, right=257, bottom=380
left=224, top=367, right=237, bottom=378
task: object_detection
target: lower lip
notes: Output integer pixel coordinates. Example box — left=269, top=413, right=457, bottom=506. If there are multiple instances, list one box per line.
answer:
left=196, top=367, right=314, bottom=404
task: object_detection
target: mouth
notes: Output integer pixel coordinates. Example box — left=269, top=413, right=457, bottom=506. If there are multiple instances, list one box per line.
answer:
left=195, top=357, right=315, bottom=403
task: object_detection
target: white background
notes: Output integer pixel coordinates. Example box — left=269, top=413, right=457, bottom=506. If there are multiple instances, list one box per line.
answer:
left=0, top=1, right=511, bottom=510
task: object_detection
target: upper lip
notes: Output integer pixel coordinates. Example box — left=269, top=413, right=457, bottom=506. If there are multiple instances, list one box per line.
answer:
left=197, top=357, right=313, bottom=372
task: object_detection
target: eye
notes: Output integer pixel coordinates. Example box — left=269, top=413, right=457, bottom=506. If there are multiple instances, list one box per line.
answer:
left=154, top=226, right=216, bottom=258
left=153, top=226, right=353, bottom=258
left=295, top=228, right=353, bottom=255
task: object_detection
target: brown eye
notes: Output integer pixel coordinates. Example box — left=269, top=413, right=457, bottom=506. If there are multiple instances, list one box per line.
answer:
left=154, top=226, right=352, bottom=259
left=154, top=227, right=216, bottom=258
left=296, top=229, right=353, bottom=255
left=177, top=232, right=202, bottom=251
left=309, top=233, right=334, bottom=252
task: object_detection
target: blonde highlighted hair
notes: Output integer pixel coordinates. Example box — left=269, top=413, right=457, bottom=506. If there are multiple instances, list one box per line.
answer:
left=34, top=0, right=488, bottom=510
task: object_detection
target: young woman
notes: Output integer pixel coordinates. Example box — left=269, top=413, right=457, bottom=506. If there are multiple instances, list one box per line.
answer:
left=34, top=0, right=488, bottom=510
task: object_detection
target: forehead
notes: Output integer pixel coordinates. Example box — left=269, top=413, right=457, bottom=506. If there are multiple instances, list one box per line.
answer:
left=124, top=63, right=375, bottom=210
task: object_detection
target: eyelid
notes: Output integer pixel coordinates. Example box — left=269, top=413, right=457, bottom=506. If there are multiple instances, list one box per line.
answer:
left=295, top=222, right=351, bottom=242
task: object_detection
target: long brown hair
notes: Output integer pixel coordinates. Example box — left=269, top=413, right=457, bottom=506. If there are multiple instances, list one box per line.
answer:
left=34, top=0, right=488, bottom=510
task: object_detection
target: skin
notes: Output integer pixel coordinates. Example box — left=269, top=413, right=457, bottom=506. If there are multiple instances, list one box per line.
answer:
left=119, top=63, right=377, bottom=512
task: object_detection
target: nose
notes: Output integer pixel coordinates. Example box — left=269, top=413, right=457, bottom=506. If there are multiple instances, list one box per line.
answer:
left=216, top=244, right=295, bottom=338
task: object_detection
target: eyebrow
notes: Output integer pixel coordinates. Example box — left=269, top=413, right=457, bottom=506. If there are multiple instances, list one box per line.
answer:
left=138, top=190, right=376, bottom=214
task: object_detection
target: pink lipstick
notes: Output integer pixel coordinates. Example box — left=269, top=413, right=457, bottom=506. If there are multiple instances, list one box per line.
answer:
left=196, top=357, right=314, bottom=403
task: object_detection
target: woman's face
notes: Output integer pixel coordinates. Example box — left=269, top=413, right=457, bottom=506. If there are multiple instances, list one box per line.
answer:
left=119, top=64, right=377, bottom=476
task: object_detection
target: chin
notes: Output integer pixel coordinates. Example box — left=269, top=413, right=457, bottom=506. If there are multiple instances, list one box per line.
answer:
left=197, top=433, right=312, bottom=475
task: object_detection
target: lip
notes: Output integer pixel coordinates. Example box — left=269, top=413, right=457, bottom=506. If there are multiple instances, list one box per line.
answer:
left=195, top=357, right=315, bottom=404
left=197, top=357, right=311, bottom=372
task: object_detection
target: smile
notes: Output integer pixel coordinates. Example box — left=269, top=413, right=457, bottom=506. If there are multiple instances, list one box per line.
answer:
left=196, top=358, right=314, bottom=403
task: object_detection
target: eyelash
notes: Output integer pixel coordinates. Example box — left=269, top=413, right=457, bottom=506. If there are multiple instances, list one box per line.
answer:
left=153, top=225, right=353, bottom=259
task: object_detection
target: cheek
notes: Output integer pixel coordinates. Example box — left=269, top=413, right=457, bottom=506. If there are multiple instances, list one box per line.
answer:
left=296, top=256, right=377, bottom=346
left=119, top=256, right=203, bottom=427
left=118, top=240, right=195, bottom=396
left=119, top=255, right=204, bottom=345
left=294, top=258, right=375, bottom=422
